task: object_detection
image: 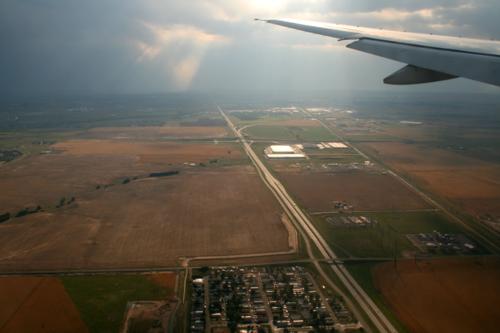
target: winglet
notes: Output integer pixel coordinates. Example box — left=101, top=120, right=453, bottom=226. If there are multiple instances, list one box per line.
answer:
left=383, top=65, right=457, bottom=85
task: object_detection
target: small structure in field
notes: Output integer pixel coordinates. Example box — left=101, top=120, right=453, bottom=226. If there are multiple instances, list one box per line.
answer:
left=310, top=142, right=349, bottom=150
left=407, top=231, right=479, bottom=254
left=326, top=215, right=377, bottom=228
left=326, top=142, right=348, bottom=149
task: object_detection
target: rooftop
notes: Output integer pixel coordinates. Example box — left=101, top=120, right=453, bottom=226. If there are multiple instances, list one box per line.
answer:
left=270, top=145, right=295, bottom=153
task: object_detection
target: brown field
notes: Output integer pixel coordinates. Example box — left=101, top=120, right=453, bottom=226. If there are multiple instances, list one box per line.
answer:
left=375, top=123, right=500, bottom=143
left=0, top=138, right=288, bottom=270
left=148, top=272, right=177, bottom=292
left=279, top=170, right=429, bottom=212
left=53, top=139, right=241, bottom=162
left=81, top=126, right=229, bottom=140
left=0, top=140, right=243, bottom=212
left=374, top=124, right=437, bottom=141
left=361, top=142, right=500, bottom=217
left=0, top=277, right=88, bottom=332
left=0, top=165, right=289, bottom=270
left=373, top=257, right=500, bottom=333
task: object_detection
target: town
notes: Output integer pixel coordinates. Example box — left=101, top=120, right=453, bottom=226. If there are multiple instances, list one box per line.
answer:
left=190, top=266, right=361, bottom=333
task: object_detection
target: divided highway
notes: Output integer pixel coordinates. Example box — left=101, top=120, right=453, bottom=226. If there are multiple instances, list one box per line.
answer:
left=219, top=106, right=397, bottom=333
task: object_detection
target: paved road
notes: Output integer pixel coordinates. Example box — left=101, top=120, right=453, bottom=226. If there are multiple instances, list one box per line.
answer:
left=219, top=106, right=397, bottom=333
left=316, top=117, right=500, bottom=253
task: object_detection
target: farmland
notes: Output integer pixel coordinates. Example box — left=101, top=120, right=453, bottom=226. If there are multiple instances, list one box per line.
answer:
left=0, top=277, right=88, bottom=333
left=0, top=273, right=176, bottom=333
left=279, top=170, right=429, bottom=213
left=373, top=257, right=500, bottom=333
left=0, top=165, right=290, bottom=270
left=243, top=124, right=335, bottom=141
left=79, top=125, right=230, bottom=140
left=1, top=93, right=499, bottom=333
left=360, top=142, right=500, bottom=225
left=53, top=140, right=242, bottom=165
left=312, top=211, right=481, bottom=258
left=0, top=131, right=291, bottom=271
left=62, top=273, right=176, bottom=333
left=0, top=140, right=244, bottom=213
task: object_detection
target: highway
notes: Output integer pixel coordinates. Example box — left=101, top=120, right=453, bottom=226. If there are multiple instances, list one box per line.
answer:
left=219, top=106, right=397, bottom=333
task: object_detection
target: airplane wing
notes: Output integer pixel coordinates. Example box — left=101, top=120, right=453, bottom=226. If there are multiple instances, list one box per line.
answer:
left=258, top=18, right=500, bottom=87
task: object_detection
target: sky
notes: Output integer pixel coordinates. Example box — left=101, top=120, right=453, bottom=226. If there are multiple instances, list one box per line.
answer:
left=1, top=0, right=500, bottom=96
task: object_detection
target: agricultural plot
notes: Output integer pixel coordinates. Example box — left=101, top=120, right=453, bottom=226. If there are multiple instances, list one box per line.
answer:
left=360, top=142, right=500, bottom=221
left=243, top=124, right=335, bottom=142
left=279, top=170, right=429, bottom=213
left=312, top=212, right=481, bottom=258
left=79, top=125, right=230, bottom=140
left=229, top=110, right=304, bottom=123
left=0, top=140, right=244, bottom=213
left=62, top=273, right=176, bottom=333
left=0, top=136, right=289, bottom=271
left=373, top=257, right=500, bottom=333
left=0, top=166, right=290, bottom=270
left=0, top=277, right=88, bottom=333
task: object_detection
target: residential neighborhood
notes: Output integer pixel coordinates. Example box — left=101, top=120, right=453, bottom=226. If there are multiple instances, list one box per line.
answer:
left=190, top=266, right=361, bottom=333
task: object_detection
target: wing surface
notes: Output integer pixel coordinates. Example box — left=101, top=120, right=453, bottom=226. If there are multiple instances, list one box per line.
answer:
left=260, top=18, right=500, bottom=86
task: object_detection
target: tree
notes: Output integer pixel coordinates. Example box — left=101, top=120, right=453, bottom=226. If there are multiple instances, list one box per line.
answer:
left=0, top=213, right=10, bottom=223
left=227, top=294, right=242, bottom=332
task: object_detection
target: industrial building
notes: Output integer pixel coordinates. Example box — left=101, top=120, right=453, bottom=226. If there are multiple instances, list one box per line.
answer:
left=265, top=145, right=306, bottom=159
left=269, top=145, right=295, bottom=153
left=328, top=142, right=349, bottom=148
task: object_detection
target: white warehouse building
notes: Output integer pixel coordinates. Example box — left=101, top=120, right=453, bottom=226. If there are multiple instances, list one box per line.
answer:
left=270, top=145, right=295, bottom=153
left=265, top=145, right=306, bottom=159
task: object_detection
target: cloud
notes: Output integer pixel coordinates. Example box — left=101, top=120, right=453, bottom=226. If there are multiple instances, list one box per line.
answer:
left=134, top=40, right=161, bottom=63
left=352, top=8, right=436, bottom=21
left=278, top=42, right=344, bottom=52
left=133, top=22, right=229, bottom=90
left=0, top=0, right=498, bottom=94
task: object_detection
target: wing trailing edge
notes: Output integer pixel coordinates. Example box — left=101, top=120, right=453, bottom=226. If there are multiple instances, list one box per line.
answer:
left=259, top=18, right=500, bottom=87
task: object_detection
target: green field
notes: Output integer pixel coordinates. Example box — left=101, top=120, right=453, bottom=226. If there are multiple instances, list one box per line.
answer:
left=230, top=111, right=302, bottom=124
left=312, top=211, right=483, bottom=258
left=0, top=130, right=77, bottom=155
left=303, top=153, right=366, bottom=164
left=244, top=124, right=336, bottom=141
left=62, top=274, right=173, bottom=333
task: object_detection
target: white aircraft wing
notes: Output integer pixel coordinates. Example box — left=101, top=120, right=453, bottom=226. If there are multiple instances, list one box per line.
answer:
left=259, top=18, right=500, bottom=87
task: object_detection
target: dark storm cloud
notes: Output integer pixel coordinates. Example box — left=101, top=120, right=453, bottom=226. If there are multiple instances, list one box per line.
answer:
left=0, top=0, right=499, bottom=95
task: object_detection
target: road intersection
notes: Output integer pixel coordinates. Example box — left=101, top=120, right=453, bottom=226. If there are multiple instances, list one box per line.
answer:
left=219, top=106, right=397, bottom=333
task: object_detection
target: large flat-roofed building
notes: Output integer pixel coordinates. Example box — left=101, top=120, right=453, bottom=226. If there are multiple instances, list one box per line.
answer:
left=265, top=145, right=306, bottom=159
left=267, top=153, right=306, bottom=159
left=270, top=145, right=295, bottom=153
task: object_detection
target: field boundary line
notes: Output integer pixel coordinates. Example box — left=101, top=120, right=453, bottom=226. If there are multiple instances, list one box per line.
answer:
left=220, top=106, right=397, bottom=333
left=317, top=117, right=500, bottom=253
left=0, top=278, right=45, bottom=331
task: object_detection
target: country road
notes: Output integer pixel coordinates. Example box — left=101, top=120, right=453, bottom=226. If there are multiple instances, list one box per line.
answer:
left=315, top=116, right=500, bottom=253
left=219, top=106, right=397, bottom=333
